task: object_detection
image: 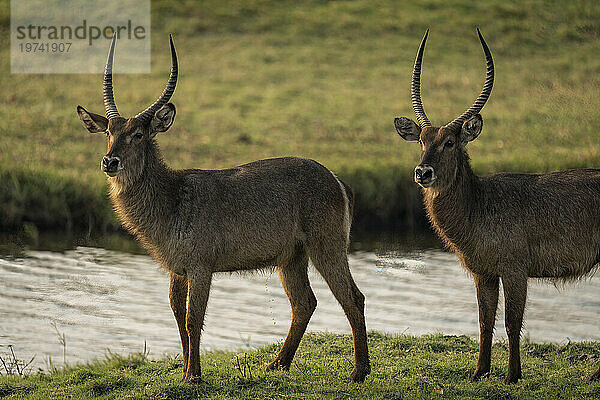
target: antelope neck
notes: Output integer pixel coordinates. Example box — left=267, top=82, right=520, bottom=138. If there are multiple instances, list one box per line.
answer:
left=423, top=152, right=481, bottom=251
left=109, top=141, right=180, bottom=241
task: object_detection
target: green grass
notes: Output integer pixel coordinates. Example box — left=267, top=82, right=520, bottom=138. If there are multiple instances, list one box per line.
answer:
left=2, top=0, right=600, bottom=233
left=1, top=333, right=599, bottom=399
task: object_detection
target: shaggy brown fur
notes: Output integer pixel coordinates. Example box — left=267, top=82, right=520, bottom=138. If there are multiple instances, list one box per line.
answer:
left=396, top=114, right=600, bottom=383
left=76, top=106, right=370, bottom=383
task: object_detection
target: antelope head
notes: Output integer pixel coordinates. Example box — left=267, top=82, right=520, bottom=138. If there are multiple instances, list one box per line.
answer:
left=77, top=35, right=178, bottom=180
left=395, top=29, right=494, bottom=190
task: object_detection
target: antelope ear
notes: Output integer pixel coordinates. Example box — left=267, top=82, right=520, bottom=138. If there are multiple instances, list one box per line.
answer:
left=77, top=105, right=108, bottom=133
left=460, top=114, right=483, bottom=145
left=394, top=117, right=420, bottom=141
left=150, top=103, right=176, bottom=137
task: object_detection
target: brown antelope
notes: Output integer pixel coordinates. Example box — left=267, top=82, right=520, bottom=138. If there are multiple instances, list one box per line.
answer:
left=76, top=35, right=370, bottom=383
left=395, top=29, right=600, bottom=384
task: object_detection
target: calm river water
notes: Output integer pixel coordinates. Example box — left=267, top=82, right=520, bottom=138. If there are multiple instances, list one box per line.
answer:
left=1, top=241, right=599, bottom=369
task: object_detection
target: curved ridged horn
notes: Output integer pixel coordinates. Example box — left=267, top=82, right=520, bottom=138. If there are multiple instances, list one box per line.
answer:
left=135, top=34, right=178, bottom=123
left=103, top=35, right=120, bottom=119
left=411, top=29, right=432, bottom=128
left=445, top=28, right=494, bottom=131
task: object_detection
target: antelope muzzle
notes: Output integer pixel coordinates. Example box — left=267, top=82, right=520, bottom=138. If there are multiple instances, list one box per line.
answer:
left=414, top=164, right=435, bottom=187
left=101, top=155, right=121, bottom=176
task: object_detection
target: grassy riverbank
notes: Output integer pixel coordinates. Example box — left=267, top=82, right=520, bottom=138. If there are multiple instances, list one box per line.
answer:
left=1, top=333, right=599, bottom=399
left=1, top=0, right=600, bottom=234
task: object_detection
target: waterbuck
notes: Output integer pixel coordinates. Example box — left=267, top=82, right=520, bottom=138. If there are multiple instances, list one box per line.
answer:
left=394, top=29, right=600, bottom=384
left=76, top=35, right=370, bottom=383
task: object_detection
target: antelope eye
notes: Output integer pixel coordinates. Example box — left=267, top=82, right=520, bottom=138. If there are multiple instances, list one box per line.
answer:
left=445, top=139, right=454, bottom=147
left=134, top=131, right=143, bottom=139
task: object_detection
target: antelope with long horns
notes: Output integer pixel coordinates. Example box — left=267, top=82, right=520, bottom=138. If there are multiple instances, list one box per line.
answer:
left=77, top=35, right=370, bottom=383
left=394, top=28, right=600, bottom=383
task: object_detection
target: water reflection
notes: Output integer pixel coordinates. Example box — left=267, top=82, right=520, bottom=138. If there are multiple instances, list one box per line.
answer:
left=0, top=244, right=598, bottom=369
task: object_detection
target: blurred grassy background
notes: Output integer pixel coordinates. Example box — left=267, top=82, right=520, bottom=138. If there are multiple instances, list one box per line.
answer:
left=1, top=0, right=600, bottom=235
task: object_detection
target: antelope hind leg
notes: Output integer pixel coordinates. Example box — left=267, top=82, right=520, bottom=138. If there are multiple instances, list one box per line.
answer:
left=309, top=246, right=370, bottom=382
left=267, top=246, right=316, bottom=371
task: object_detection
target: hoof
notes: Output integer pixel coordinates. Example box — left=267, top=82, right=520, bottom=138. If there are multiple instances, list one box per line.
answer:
left=504, top=371, right=521, bottom=384
left=179, top=370, right=189, bottom=382
left=183, top=374, right=202, bottom=384
left=470, top=369, right=489, bottom=382
left=266, top=359, right=291, bottom=372
left=350, top=366, right=370, bottom=383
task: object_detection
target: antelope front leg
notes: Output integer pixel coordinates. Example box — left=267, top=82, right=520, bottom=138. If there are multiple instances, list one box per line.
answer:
left=501, top=273, right=527, bottom=384
left=169, top=273, right=189, bottom=378
left=184, top=270, right=212, bottom=383
left=470, top=274, right=499, bottom=382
